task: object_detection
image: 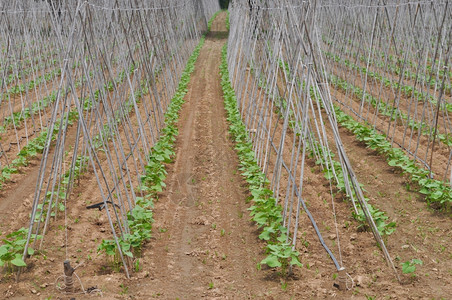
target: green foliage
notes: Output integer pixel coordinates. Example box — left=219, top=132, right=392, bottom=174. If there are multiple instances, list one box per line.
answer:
left=261, top=243, right=302, bottom=271
left=98, top=35, right=205, bottom=269
left=326, top=54, right=452, bottom=147
left=7, top=68, right=61, bottom=98
left=33, top=192, right=65, bottom=223
left=0, top=110, right=78, bottom=189
left=252, top=55, right=395, bottom=236
left=97, top=196, right=154, bottom=268
left=219, top=0, right=229, bottom=9
left=401, top=258, right=423, bottom=275
left=125, top=199, right=154, bottom=255
left=0, top=228, right=41, bottom=272
left=334, top=104, right=452, bottom=210
left=207, top=11, right=221, bottom=32
left=323, top=49, right=451, bottom=98
left=97, top=239, right=124, bottom=270
left=306, top=115, right=396, bottom=236
left=0, top=47, right=154, bottom=275
left=141, top=36, right=205, bottom=195
left=220, top=44, right=300, bottom=276
left=0, top=41, right=142, bottom=191
left=226, top=10, right=230, bottom=31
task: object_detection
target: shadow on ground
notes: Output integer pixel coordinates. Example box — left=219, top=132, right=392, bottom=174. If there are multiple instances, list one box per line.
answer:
left=206, top=30, right=228, bottom=40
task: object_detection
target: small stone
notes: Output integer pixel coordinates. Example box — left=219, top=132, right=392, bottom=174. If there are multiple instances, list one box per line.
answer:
left=350, top=234, right=357, bottom=241
left=328, top=234, right=336, bottom=240
left=40, top=283, right=48, bottom=288
left=345, top=244, right=355, bottom=254
left=100, top=227, right=106, bottom=233
left=31, top=289, right=37, bottom=294
left=402, top=244, right=409, bottom=249
left=355, top=275, right=365, bottom=286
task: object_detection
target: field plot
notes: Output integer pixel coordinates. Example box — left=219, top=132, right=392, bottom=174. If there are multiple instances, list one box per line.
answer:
left=0, top=0, right=451, bottom=299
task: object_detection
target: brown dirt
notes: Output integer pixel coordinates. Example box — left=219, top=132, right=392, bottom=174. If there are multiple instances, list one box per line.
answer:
left=1, top=11, right=452, bottom=300
left=228, top=32, right=452, bottom=298
left=330, top=80, right=452, bottom=180
left=126, top=15, right=271, bottom=298
left=272, top=54, right=452, bottom=181
left=0, top=119, right=80, bottom=225
left=326, top=124, right=452, bottom=299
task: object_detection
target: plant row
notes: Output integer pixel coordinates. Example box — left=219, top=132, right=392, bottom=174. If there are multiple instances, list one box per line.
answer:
left=0, top=60, right=141, bottom=186
left=333, top=103, right=452, bottom=209
left=324, top=50, right=452, bottom=109
left=1, top=56, right=134, bottom=133
left=0, top=64, right=130, bottom=189
left=220, top=43, right=302, bottom=274
left=97, top=36, right=206, bottom=270
left=0, top=107, right=80, bottom=271
left=226, top=10, right=230, bottom=31
left=0, top=56, right=149, bottom=274
left=0, top=46, right=58, bottom=75
left=6, top=67, right=61, bottom=98
left=322, top=36, right=452, bottom=83
left=308, top=89, right=396, bottom=235
left=2, top=57, right=60, bottom=88
left=251, top=55, right=395, bottom=236
left=329, top=74, right=452, bottom=147
left=207, top=11, right=221, bottom=32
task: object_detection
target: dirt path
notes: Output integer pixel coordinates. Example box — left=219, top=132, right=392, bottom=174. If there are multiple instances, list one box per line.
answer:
left=127, top=12, right=275, bottom=299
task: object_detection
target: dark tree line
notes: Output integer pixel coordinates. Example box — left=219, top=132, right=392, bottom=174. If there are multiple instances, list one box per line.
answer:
left=219, top=0, right=229, bottom=9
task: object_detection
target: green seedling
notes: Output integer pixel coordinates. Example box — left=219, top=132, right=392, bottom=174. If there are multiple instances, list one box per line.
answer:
left=0, top=227, right=41, bottom=273
left=401, top=259, right=423, bottom=276
left=96, top=36, right=206, bottom=272
left=220, top=43, right=302, bottom=277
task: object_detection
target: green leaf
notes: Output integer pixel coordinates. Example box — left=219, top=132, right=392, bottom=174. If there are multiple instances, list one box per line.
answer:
left=402, top=263, right=415, bottom=274
left=277, top=234, right=288, bottom=243
left=261, top=254, right=281, bottom=268
left=11, top=254, right=27, bottom=267
left=258, top=227, right=275, bottom=241
left=0, top=245, right=8, bottom=256
left=430, top=190, right=443, bottom=200
left=290, top=256, right=303, bottom=267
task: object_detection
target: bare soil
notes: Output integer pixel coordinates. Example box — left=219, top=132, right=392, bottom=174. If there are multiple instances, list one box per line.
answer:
left=1, top=11, right=452, bottom=300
